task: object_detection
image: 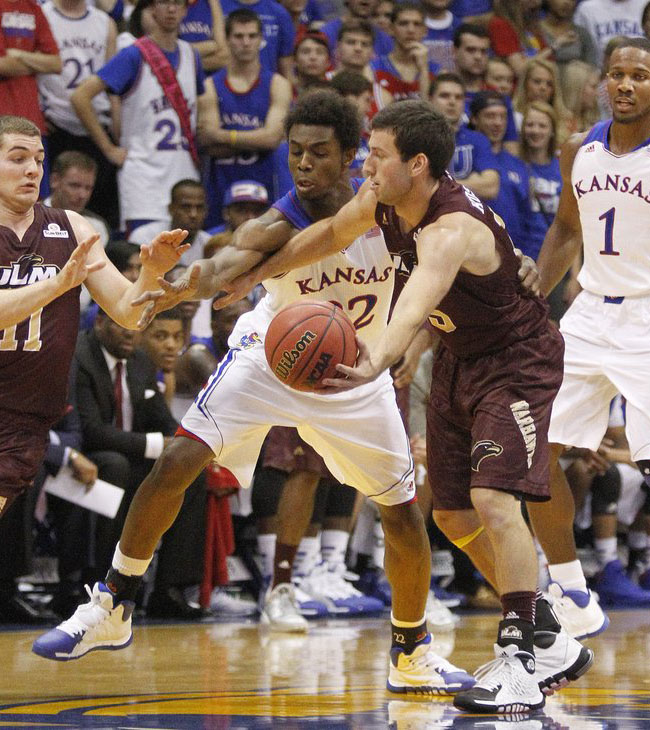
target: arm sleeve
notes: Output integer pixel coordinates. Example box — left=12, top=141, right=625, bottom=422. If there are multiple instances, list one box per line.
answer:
left=97, top=45, right=142, bottom=95
left=488, top=17, right=521, bottom=58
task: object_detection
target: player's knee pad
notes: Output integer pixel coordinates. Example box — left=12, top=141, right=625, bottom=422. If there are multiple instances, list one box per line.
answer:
left=251, top=467, right=286, bottom=519
left=450, top=525, right=485, bottom=550
left=636, top=460, right=650, bottom=490
left=324, top=480, right=356, bottom=518
left=591, top=465, right=621, bottom=516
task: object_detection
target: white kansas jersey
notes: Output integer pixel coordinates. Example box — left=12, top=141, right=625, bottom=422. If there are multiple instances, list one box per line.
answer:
left=118, top=40, right=199, bottom=224
left=572, top=119, right=650, bottom=297
left=229, top=227, right=394, bottom=352
left=39, top=3, right=112, bottom=135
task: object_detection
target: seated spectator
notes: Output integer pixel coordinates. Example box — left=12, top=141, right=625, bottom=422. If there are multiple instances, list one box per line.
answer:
left=128, top=179, right=210, bottom=266
left=574, top=0, right=645, bottom=66
left=469, top=91, right=531, bottom=250
left=430, top=72, right=499, bottom=199
left=205, top=181, right=270, bottom=247
left=320, top=0, right=394, bottom=59
left=293, top=32, right=332, bottom=97
left=513, top=57, right=575, bottom=143
left=178, top=0, right=229, bottom=72
left=538, top=0, right=598, bottom=70
left=370, top=3, right=438, bottom=103
left=485, top=57, right=515, bottom=97
left=139, top=308, right=186, bottom=407
left=488, top=0, right=549, bottom=77
left=518, top=101, right=561, bottom=262
left=43, top=152, right=110, bottom=247
left=421, top=0, right=461, bottom=72
left=644, top=0, right=650, bottom=40
left=561, top=60, right=603, bottom=133
left=330, top=71, right=374, bottom=173
left=371, top=0, right=395, bottom=36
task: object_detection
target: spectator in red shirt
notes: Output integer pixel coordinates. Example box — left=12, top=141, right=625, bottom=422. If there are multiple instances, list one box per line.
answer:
left=0, top=0, right=61, bottom=132
left=488, top=0, right=549, bottom=77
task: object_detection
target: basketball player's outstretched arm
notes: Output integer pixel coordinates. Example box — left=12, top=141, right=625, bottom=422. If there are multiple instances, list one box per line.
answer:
left=214, top=182, right=379, bottom=309
left=536, top=133, right=586, bottom=296
left=333, top=212, right=486, bottom=389
left=0, top=234, right=105, bottom=330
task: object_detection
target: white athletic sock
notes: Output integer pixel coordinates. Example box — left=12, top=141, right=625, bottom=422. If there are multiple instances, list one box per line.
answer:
left=294, top=535, right=320, bottom=577
left=372, top=518, right=385, bottom=569
left=256, top=533, right=277, bottom=581
left=112, top=542, right=152, bottom=577
left=548, top=559, right=588, bottom=592
left=594, top=536, right=618, bottom=568
left=321, top=529, right=349, bottom=568
left=628, top=530, right=647, bottom=551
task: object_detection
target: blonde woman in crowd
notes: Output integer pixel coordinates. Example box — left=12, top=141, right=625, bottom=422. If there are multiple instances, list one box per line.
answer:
left=561, top=60, right=603, bottom=133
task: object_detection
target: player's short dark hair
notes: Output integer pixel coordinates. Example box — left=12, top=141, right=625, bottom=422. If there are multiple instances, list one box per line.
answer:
left=148, top=306, right=184, bottom=324
left=610, top=35, right=650, bottom=59
left=431, top=72, right=465, bottom=95
left=453, top=22, right=489, bottom=48
left=337, top=18, right=374, bottom=42
left=52, top=150, right=97, bottom=177
left=0, top=115, right=40, bottom=147
left=105, top=240, right=140, bottom=273
left=371, top=99, right=455, bottom=180
left=225, top=8, right=262, bottom=36
left=329, top=70, right=372, bottom=97
left=170, top=178, right=205, bottom=201
left=391, top=2, right=424, bottom=23
left=128, top=0, right=155, bottom=39
left=284, top=89, right=361, bottom=154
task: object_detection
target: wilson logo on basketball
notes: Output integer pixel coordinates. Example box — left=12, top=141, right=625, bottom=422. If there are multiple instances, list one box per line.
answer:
left=274, top=330, right=317, bottom=380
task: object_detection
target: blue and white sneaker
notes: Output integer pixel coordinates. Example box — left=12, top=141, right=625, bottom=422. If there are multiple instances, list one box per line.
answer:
left=387, top=633, right=475, bottom=695
left=32, top=582, right=133, bottom=661
left=592, top=559, right=650, bottom=607
left=354, top=569, right=392, bottom=607
left=547, top=582, right=609, bottom=639
left=299, top=562, right=384, bottom=615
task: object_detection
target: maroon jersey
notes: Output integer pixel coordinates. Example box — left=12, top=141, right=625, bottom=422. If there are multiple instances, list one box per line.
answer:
left=0, top=204, right=80, bottom=423
left=377, top=174, right=549, bottom=358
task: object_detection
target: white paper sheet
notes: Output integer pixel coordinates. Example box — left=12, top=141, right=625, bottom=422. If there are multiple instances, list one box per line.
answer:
left=44, top=469, right=124, bottom=519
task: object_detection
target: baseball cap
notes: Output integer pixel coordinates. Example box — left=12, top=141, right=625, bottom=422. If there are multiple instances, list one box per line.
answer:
left=223, top=181, right=269, bottom=207
left=468, top=90, right=507, bottom=118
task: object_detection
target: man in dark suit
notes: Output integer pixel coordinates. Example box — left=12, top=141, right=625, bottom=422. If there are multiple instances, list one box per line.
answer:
left=75, top=310, right=206, bottom=618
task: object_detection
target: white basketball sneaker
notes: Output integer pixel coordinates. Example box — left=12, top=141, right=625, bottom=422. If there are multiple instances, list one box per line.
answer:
left=425, top=590, right=460, bottom=632
left=260, top=583, right=308, bottom=633
left=533, top=627, right=594, bottom=695
left=453, top=644, right=545, bottom=714
left=387, top=633, right=475, bottom=695
left=32, top=582, right=133, bottom=661
left=547, top=582, right=609, bottom=639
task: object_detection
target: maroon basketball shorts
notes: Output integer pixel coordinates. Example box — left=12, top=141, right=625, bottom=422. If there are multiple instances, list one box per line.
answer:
left=262, top=426, right=333, bottom=477
left=427, top=325, right=565, bottom=511
left=0, top=410, right=50, bottom=516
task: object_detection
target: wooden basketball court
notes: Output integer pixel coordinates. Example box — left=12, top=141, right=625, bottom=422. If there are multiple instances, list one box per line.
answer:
left=0, top=609, right=649, bottom=728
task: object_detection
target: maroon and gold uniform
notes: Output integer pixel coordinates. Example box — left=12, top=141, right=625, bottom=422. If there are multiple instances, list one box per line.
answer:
left=377, top=174, right=564, bottom=508
left=0, top=205, right=79, bottom=505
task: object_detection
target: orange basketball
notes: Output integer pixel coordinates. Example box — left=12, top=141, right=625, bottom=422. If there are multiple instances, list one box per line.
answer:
left=264, top=301, right=358, bottom=392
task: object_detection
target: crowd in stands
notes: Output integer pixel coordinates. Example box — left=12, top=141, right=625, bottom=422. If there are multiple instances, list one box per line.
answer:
left=2, top=0, right=650, bottom=625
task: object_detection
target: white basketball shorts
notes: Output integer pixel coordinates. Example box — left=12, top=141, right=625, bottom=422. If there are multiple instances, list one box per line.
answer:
left=548, top=291, right=650, bottom=460
left=180, top=343, right=415, bottom=506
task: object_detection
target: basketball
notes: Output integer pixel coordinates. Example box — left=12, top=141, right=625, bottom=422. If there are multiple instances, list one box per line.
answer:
left=264, top=301, right=358, bottom=392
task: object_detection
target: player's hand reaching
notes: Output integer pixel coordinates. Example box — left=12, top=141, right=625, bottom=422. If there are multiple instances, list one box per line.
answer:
left=514, top=248, right=541, bottom=296
left=57, top=233, right=105, bottom=294
left=132, top=263, right=201, bottom=329
left=140, top=228, right=191, bottom=277
left=213, top=269, right=258, bottom=310
left=322, top=337, right=382, bottom=392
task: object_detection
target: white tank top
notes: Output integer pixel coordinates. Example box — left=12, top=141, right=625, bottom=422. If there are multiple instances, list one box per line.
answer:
left=572, top=120, right=650, bottom=297
left=118, top=40, right=199, bottom=224
left=39, top=2, right=111, bottom=136
left=229, top=227, right=394, bottom=352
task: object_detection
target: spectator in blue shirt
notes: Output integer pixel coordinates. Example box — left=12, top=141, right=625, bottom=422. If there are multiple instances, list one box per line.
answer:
left=469, top=90, right=531, bottom=250
left=430, top=71, right=499, bottom=199
left=321, top=0, right=393, bottom=59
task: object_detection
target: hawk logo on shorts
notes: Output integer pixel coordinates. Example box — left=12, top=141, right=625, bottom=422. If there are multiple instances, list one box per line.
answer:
left=471, top=440, right=503, bottom=472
